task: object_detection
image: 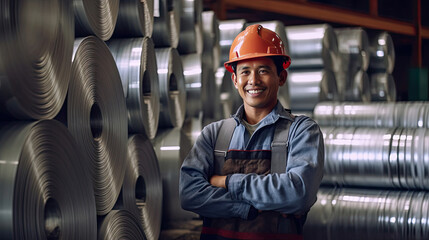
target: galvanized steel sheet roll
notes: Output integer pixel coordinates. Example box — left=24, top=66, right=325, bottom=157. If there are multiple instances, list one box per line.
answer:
left=335, top=27, right=370, bottom=72
left=152, top=128, right=197, bottom=221
left=108, top=37, right=160, bottom=139
left=153, top=0, right=174, bottom=47
left=321, top=126, right=429, bottom=190
left=113, top=0, right=154, bottom=37
left=368, top=31, right=395, bottom=74
left=304, top=187, right=429, bottom=240
left=0, top=120, right=97, bottom=239
left=177, top=0, right=203, bottom=54
left=288, top=69, right=338, bottom=112
left=181, top=53, right=209, bottom=118
left=121, top=134, right=162, bottom=240
left=247, top=21, right=289, bottom=55
left=314, top=102, right=429, bottom=128
left=155, top=48, right=187, bottom=128
left=344, top=69, right=371, bottom=102
left=215, top=67, right=242, bottom=118
left=169, top=0, right=182, bottom=48
left=285, top=24, right=338, bottom=71
left=0, top=0, right=73, bottom=120
left=370, top=72, right=396, bottom=102
left=219, top=19, right=247, bottom=66
left=74, top=0, right=119, bottom=41
left=202, top=11, right=221, bottom=70
left=98, top=209, right=146, bottom=240
left=68, top=36, right=128, bottom=215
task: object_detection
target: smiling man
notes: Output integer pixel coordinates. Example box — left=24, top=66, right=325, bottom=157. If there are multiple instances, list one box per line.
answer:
left=180, top=24, right=325, bottom=240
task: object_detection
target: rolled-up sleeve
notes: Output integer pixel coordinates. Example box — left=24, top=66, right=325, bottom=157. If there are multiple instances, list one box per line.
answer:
left=179, top=122, right=252, bottom=219
left=227, top=117, right=324, bottom=214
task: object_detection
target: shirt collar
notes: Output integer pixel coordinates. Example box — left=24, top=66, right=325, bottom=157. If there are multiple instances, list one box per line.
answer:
left=232, top=101, right=295, bottom=125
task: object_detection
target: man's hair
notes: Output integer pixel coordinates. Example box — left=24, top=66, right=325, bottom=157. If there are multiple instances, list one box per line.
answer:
left=231, top=56, right=287, bottom=76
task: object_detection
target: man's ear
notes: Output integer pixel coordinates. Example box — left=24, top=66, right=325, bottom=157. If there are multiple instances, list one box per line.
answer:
left=232, top=72, right=238, bottom=89
left=279, top=70, right=287, bottom=86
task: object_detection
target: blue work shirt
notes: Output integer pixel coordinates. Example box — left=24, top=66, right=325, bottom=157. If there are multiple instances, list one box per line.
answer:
left=179, top=102, right=324, bottom=219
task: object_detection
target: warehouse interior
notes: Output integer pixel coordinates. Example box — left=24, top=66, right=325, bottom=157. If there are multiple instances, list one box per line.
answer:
left=1, top=0, right=429, bottom=239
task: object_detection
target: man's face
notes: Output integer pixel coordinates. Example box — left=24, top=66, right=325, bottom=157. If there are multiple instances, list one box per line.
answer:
left=232, top=57, right=286, bottom=111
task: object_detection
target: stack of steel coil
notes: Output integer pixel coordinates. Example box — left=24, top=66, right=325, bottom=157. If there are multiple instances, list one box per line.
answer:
left=285, top=24, right=339, bottom=114
left=304, top=187, right=429, bottom=239
left=335, top=28, right=371, bottom=102
left=314, top=101, right=429, bottom=128
left=368, top=31, right=397, bottom=102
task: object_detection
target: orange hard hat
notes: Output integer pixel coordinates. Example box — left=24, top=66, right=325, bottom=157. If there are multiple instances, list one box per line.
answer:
left=224, top=24, right=291, bottom=73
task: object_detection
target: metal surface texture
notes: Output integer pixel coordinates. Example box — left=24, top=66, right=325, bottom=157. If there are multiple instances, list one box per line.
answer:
left=341, top=69, right=371, bottom=102
left=288, top=69, right=338, bottom=112
left=74, top=0, right=119, bottom=41
left=247, top=20, right=289, bottom=55
left=113, top=0, right=154, bottom=37
left=152, top=127, right=197, bottom=222
left=219, top=19, right=247, bottom=66
left=153, top=0, right=175, bottom=47
left=68, top=36, right=127, bottom=215
left=0, top=120, right=96, bottom=239
left=314, top=102, right=429, bottom=128
left=98, top=210, right=146, bottom=240
left=177, top=0, right=203, bottom=54
left=285, top=24, right=338, bottom=71
left=304, top=187, right=429, bottom=239
left=181, top=53, right=209, bottom=119
left=368, top=31, right=395, bottom=74
left=155, top=48, right=187, bottom=128
left=215, top=67, right=243, bottom=118
left=335, top=27, right=370, bottom=72
left=370, top=73, right=396, bottom=102
left=120, top=134, right=162, bottom=240
left=321, top=126, right=429, bottom=190
left=108, top=37, right=160, bottom=139
left=202, top=11, right=221, bottom=70
left=0, top=0, right=73, bottom=120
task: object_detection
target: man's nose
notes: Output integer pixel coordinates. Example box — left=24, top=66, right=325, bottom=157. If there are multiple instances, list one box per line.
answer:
left=248, top=71, right=260, bottom=85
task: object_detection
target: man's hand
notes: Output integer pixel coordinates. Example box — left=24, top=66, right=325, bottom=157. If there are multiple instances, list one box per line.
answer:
left=210, top=175, right=227, bottom=188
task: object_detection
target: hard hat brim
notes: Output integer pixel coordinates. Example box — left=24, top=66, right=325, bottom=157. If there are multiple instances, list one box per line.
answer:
left=224, top=54, right=291, bottom=73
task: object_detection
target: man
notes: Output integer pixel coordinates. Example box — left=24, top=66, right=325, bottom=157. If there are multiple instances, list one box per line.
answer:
left=179, top=24, right=324, bottom=240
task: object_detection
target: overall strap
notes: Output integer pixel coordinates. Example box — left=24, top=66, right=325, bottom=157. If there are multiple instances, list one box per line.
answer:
left=214, top=118, right=236, bottom=174
left=271, top=118, right=293, bottom=174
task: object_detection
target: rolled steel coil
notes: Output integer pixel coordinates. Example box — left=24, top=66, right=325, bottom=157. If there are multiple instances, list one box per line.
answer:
left=285, top=24, right=338, bottom=72
left=169, top=0, right=182, bottom=48
left=108, top=37, right=160, bottom=139
left=336, top=69, right=371, bottom=102
left=0, top=0, right=73, bottom=120
left=113, top=0, right=154, bottom=37
left=119, top=134, right=163, bottom=240
left=181, top=53, right=208, bottom=118
left=313, top=101, right=429, bottom=128
left=321, top=126, right=429, bottom=190
left=98, top=209, right=146, bottom=240
left=215, top=67, right=242, bottom=118
left=219, top=19, right=247, bottom=66
left=370, top=72, right=396, bottom=102
left=202, top=11, right=221, bottom=70
left=155, top=48, right=187, bottom=128
left=74, top=0, right=119, bottom=41
left=0, top=120, right=96, bottom=239
left=177, top=0, right=203, bottom=54
left=152, top=127, right=198, bottom=221
left=288, top=69, right=338, bottom=112
left=153, top=0, right=175, bottom=47
left=304, top=187, right=429, bottom=240
left=368, top=31, right=395, bottom=74
left=335, top=27, right=370, bottom=72
left=68, top=36, right=128, bottom=215
left=247, top=21, right=289, bottom=55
